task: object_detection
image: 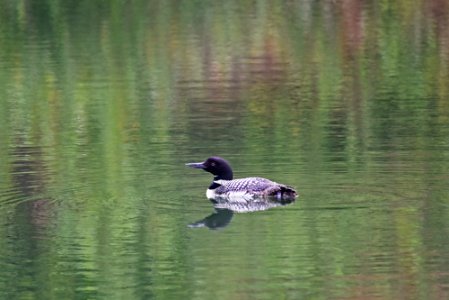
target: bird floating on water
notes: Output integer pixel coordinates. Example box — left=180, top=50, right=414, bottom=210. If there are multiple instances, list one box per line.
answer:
left=186, top=156, right=297, bottom=201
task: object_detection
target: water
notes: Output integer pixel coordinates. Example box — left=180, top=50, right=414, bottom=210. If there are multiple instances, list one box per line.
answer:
left=1, top=1, right=449, bottom=299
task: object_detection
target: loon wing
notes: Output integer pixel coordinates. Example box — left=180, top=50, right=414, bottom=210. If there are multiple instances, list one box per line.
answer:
left=214, top=177, right=277, bottom=192
left=214, top=178, right=297, bottom=200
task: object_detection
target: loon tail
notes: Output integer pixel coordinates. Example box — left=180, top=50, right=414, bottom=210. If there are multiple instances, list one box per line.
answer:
left=266, top=184, right=297, bottom=203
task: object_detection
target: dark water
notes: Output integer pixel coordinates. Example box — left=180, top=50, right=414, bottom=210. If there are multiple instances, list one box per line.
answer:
left=1, top=1, right=449, bottom=299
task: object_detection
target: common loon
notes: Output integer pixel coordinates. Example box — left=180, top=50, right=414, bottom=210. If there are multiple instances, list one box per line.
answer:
left=186, top=156, right=297, bottom=201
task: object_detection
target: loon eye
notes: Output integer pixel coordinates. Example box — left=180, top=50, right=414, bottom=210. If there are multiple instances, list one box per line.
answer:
left=211, top=162, right=216, bottom=167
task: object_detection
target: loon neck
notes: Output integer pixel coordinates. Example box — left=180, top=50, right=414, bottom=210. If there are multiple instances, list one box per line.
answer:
left=208, top=181, right=221, bottom=190
left=209, top=174, right=232, bottom=190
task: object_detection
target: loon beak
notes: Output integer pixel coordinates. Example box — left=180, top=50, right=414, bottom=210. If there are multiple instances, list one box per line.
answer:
left=185, top=161, right=205, bottom=169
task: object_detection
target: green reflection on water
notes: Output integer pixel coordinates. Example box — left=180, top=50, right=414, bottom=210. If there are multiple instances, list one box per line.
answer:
left=1, top=1, right=449, bottom=299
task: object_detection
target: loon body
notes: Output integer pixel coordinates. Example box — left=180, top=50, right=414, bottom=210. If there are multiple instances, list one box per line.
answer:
left=186, top=156, right=297, bottom=201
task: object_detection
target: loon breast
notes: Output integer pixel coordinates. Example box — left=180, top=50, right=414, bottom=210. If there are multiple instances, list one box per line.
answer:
left=209, top=177, right=296, bottom=201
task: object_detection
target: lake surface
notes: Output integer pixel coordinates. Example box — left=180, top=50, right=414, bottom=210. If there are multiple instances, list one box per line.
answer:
left=1, top=1, right=449, bottom=299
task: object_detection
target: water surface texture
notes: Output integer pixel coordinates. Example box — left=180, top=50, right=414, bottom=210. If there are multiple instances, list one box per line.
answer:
left=1, top=1, right=449, bottom=299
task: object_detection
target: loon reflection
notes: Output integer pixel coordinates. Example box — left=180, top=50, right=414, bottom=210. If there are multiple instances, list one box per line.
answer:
left=188, top=208, right=234, bottom=229
left=188, top=198, right=295, bottom=229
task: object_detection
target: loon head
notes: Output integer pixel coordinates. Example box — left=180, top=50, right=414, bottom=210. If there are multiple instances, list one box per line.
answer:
left=186, top=156, right=233, bottom=180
